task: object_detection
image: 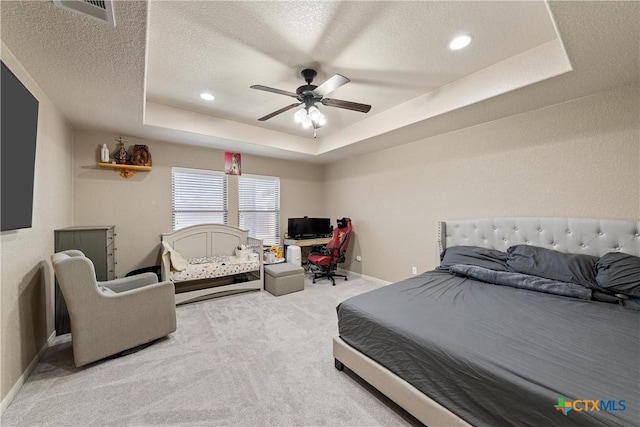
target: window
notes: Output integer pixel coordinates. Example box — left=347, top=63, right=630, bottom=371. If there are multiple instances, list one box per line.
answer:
left=238, top=174, right=280, bottom=246
left=172, top=167, right=228, bottom=230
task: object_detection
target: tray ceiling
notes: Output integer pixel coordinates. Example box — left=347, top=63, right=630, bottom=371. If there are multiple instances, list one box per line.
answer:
left=1, top=1, right=638, bottom=163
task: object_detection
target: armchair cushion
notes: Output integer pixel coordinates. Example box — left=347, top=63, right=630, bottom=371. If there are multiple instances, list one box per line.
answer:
left=98, top=272, right=158, bottom=293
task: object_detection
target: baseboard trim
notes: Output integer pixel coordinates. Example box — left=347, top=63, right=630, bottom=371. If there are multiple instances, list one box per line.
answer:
left=0, top=330, right=56, bottom=416
left=337, top=269, right=392, bottom=286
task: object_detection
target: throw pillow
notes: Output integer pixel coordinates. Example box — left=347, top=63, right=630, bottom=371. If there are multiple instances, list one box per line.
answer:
left=596, top=252, right=640, bottom=298
left=506, top=244, right=598, bottom=289
left=439, top=245, right=509, bottom=271
left=162, top=241, right=188, bottom=271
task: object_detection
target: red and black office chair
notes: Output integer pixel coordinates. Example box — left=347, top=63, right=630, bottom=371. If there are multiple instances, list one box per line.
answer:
left=307, top=218, right=352, bottom=285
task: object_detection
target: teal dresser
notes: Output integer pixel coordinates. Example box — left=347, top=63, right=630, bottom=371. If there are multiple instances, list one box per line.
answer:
left=54, top=226, right=116, bottom=335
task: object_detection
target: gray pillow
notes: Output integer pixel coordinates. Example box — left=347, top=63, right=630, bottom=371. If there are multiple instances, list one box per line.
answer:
left=506, top=245, right=598, bottom=289
left=439, top=245, right=508, bottom=271
left=596, top=252, right=640, bottom=298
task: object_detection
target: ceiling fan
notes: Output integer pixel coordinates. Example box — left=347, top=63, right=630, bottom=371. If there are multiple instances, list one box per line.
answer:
left=250, top=69, right=371, bottom=130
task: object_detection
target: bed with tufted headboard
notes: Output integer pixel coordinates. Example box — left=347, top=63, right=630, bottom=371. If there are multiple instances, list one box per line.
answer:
left=438, top=217, right=639, bottom=257
left=334, top=217, right=639, bottom=427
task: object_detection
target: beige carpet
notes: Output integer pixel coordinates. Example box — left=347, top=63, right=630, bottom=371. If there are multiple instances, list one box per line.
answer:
left=2, top=275, right=421, bottom=426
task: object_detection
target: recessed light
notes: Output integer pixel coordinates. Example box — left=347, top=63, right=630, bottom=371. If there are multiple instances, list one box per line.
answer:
left=448, top=34, right=473, bottom=50
left=200, top=93, right=215, bottom=101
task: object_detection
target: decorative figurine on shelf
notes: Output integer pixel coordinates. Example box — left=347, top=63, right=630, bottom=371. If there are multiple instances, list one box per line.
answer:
left=112, top=136, right=130, bottom=165
left=132, top=144, right=152, bottom=166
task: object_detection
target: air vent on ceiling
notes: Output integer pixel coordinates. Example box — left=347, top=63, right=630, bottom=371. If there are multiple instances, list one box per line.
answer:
left=53, top=0, right=116, bottom=26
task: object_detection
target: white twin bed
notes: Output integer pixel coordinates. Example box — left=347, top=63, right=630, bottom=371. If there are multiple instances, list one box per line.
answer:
left=160, top=224, right=263, bottom=305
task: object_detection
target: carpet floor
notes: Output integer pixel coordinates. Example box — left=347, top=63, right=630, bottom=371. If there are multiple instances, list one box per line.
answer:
left=2, top=275, right=421, bottom=426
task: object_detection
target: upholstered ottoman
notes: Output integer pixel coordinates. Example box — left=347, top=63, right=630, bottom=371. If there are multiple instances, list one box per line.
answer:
left=264, top=263, right=305, bottom=296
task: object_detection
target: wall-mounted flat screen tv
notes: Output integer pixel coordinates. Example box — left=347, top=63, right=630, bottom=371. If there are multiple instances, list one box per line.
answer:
left=1, top=61, right=39, bottom=231
left=287, top=217, right=332, bottom=238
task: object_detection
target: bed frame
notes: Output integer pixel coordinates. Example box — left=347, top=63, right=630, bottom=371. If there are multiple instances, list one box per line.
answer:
left=334, top=217, right=640, bottom=426
left=161, top=224, right=263, bottom=305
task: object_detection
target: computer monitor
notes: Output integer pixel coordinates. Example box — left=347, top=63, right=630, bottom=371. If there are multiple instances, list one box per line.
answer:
left=287, top=217, right=331, bottom=238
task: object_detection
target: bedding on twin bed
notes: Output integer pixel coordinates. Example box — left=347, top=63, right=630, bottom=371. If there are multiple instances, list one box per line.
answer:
left=161, top=240, right=260, bottom=283
left=169, top=255, right=260, bottom=282
left=337, top=268, right=639, bottom=426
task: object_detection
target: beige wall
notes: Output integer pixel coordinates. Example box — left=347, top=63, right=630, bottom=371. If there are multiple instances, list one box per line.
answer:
left=72, top=131, right=325, bottom=277
left=0, top=45, right=73, bottom=403
left=325, top=85, right=640, bottom=282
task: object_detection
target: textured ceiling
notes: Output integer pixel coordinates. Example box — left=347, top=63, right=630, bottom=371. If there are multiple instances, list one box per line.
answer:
left=146, top=1, right=556, bottom=134
left=1, top=1, right=638, bottom=163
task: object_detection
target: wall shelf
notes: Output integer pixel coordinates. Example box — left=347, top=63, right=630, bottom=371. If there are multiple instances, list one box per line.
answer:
left=97, top=162, right=152, bottom=179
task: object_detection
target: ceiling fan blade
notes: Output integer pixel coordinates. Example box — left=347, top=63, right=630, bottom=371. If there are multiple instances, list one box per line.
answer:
left=321, top=98, right=371, bottom=113
left=313, top=74, right=350, bottom=97
left=250, top=85, right=299, bottom=98
left=258, top=103, right=302, bottom=121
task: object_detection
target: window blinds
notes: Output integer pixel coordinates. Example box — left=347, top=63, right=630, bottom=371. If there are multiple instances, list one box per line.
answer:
left=172, top=167, right=228, bottom=230
left=238, top=174, right=280, bottom=246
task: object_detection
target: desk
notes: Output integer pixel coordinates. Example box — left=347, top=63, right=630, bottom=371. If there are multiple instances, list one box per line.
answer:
left=284, top=237, right=331, bottom=265
left=284, top=237, right=331, bottom=247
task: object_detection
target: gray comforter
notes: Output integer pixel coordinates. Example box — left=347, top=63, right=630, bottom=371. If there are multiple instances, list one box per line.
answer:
left=450, top=263, right=593, bottom=300
left=337, top=270, right=639, bottom=426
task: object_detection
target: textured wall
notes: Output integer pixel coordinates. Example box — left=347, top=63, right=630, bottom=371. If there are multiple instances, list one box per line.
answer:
left=325, top=85, right=640, bottom=282
left=72, top=132, right=326, bottom=277
left=0, top=45, right=73, bottom=403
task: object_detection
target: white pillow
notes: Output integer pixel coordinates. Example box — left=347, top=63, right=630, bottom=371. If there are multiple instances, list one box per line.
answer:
left=162, top=241, right=188, bottom=271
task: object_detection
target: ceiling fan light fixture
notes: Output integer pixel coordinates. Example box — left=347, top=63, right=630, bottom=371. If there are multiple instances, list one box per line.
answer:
left=251, top=68, right=370, bottom=130
left=294, top=108, right=306, bottom=124
left=448, top=34, right=473, bottom=50
left=294, top=105, right=326, bottom=130
left=308, top=106, right=322, bottom=122
left=302, top=114, right=313, bottom=129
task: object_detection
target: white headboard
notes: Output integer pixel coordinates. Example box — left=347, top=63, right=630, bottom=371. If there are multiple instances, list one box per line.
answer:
left=438, top=217, right=640, bottom=257
left=161, top=223, right=249, bottom=259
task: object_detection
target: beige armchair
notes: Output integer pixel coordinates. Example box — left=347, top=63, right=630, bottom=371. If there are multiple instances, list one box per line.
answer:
left=51, top=250, right=176, bottom=367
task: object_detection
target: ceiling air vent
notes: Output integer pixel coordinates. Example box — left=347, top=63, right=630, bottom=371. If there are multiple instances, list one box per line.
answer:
left=53, top=0, right=116, bottom=26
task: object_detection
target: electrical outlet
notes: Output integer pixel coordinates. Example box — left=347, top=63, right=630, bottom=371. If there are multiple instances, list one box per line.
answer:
left=356, top=255, right=362, bottom=262
left=412, top=266, right=418, bottom=275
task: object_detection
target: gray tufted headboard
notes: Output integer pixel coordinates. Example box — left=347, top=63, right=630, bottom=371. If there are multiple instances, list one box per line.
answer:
left=438, top=217, right=640, bottom=257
